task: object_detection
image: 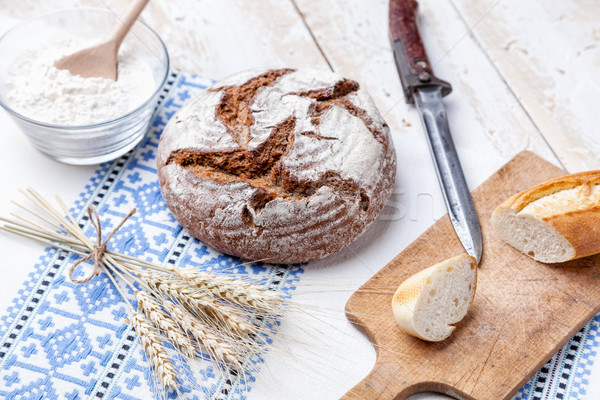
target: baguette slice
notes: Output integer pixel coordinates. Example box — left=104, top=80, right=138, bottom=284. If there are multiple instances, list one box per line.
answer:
left=392, top=254, right=477, bottom=342
left=491, top=170, right=600, bottom=263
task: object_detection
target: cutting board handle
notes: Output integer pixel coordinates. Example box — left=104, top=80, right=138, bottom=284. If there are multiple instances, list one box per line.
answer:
left=339, top=363, right=433, bottom=400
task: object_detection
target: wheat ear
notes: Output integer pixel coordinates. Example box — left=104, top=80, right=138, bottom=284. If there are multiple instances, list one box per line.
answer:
left=177, top=267, right=284, bottom=310
left=161, top=301, right=240, bottom=366
left=135, top=291, right=196, bottom=358
left=140, top=271, right=255, bottom=337
left=131, top=313, right=178, bottom=390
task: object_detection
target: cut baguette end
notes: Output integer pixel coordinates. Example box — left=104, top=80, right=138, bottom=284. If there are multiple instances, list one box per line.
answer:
left=491, top=204, right=575, bottom=263
left=392, top=254, right=477, bottom=342
left=491, top=170, right=600, bottom=263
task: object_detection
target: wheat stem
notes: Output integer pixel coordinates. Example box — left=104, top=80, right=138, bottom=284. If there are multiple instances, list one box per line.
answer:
left=100, top=261, right=135, bottom=312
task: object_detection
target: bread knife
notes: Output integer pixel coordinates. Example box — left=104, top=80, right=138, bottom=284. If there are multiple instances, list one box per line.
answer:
left=389, top=0, right=483, bottom=263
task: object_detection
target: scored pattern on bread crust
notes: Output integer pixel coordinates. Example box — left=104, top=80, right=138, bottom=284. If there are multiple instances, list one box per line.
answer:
left=212, top=68, right=293, bottom=147
left=165, top=69, right=376, bottom=214
left=293, top=78, right=388, bottom=149
left=157, top=68, right=396, bottom=263
left=165, top=114, right=369, bottom=215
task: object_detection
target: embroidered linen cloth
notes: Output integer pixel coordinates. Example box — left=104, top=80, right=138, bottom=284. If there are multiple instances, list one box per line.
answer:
left=0, top=70, right=598, bottom=399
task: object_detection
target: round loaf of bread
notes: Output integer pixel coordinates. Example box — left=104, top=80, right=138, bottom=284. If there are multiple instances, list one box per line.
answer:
left=157, top=68, right=396, bottom=264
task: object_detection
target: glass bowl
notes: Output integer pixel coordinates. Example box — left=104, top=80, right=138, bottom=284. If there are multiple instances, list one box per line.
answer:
left=0, top=8, right=169, bottom=165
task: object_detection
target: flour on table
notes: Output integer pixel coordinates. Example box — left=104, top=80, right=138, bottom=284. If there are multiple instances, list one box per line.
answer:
left=5, top=40, right=155, bottom=126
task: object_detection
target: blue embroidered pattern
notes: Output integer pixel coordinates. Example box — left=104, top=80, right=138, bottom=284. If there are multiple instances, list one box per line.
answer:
left=514, top=314, right=600, bottom=400
left=0, top=70, right=596, bottom=399
left=0, top=71, right=302, bottom=399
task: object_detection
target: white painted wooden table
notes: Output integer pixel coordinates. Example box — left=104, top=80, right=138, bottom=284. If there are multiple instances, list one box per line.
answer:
left=0, top=1, right=598, bottom=399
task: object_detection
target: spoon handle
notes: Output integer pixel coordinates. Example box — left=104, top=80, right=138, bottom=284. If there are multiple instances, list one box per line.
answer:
left=110, top=0, right=151, bottom=49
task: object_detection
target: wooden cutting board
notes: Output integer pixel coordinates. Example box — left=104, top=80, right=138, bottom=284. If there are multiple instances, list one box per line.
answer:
left=343, top=151, right=600, bottom=400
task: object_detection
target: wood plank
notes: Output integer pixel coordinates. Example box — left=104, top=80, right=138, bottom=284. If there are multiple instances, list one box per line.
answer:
left=1, top=0, right=329, bottom=79
left=450, top=0, right=600, bottom=172
left=292, top=0, right=560, bottom=171
left=1, top=2, right=592, bottom=399
left=343, top=151, right=599, bottom=400
left=289, top=1, right=576, bottom=398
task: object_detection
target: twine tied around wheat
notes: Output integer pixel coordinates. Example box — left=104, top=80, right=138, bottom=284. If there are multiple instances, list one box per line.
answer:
left=69, top=206, right=136, bottom=284
left=0, top=188, right=287, bottom=392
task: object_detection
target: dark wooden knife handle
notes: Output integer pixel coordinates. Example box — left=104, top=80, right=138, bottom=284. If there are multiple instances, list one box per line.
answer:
left=389, top=0, right=428, bottom=69
left=389, top=0, right=451, bottom=103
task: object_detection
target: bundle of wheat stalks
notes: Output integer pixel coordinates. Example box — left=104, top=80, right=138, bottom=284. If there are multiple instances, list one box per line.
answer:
left=0, top=188, right=287, bottom=393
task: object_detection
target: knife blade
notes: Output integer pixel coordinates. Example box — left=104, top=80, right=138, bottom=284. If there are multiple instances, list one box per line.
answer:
left=389, top=0, right=483, bottom=262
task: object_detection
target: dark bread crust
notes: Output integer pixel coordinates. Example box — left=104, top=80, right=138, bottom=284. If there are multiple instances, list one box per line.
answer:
left=157, top=68, right=396, bottom=263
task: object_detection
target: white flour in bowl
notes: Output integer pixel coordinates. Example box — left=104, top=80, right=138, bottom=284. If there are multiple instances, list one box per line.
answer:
left=5, top=40, right=155, bottom=126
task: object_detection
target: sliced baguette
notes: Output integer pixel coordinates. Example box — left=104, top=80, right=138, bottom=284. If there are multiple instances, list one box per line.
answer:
left=391, top=254, right=477, bottom=342
left=491, top=170, right=600, bottom=263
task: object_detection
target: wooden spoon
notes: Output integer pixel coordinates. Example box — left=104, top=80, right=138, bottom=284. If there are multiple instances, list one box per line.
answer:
left=54, top=0, right=150, bottom=81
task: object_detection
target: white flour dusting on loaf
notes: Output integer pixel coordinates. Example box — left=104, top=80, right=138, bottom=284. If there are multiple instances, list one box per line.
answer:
left=5, top=40, right=154, bottom=126
left=158, top=68, right=397, bottom=264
